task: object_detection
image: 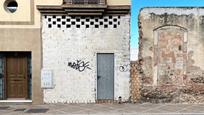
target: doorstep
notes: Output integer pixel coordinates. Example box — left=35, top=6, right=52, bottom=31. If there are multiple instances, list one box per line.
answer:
left=0, top=100, right=32, bottom=105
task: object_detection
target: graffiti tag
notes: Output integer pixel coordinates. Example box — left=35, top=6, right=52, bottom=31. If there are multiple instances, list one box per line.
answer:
left=119, top=64, right=130, bottom=72
left=68, top=60, right=91, bottom=72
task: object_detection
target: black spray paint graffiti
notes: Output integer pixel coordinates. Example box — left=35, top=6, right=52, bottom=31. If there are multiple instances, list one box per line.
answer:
left=119, top=64, right=130, bottom=72
left=68, top=60, right=91, bottom=72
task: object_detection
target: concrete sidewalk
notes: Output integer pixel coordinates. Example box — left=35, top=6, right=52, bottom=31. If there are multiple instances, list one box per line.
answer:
left=0, top=103, right=204, bottom=115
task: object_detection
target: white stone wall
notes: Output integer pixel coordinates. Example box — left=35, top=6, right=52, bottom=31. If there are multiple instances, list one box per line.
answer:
left=42, top=15, right=130, bottom=103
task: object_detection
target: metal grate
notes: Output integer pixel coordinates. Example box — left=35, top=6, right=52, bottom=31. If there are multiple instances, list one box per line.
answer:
left=25, top=108, right=49, bottom=113
left=14, top=108, right=26, bottom=111
left=0, top=106, right=9, bottom=110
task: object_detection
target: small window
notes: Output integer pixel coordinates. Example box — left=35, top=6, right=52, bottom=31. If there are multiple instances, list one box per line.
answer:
left=62, top=15, right=66, bottom=19
left=95, top=25, right=99, bottom=28
left=71, top=21, right=76, bottom=25
left=57, top=24, right=61, bottom=28
left=48, top=18, right=51, bottom=22
left=113, top=24, right=117, bottom=28
left=113, top=18, right=117, bottom=22
left=4, top=0, right=18, bottom=13
left=86, top=25, right=89, bottom=28
left=86, top=19, right=90, bottom=22
left=66, top=25, right=71, bottom=28
left=66, top=18, right=70, bottom=22
left=109, top=21, right=113, bottom=25
left=90, top=22, right=94, bottom=25
left=76, top=18, right=80, bottom=22
left=48, top=24, right=52, bottom=28
left=76, top=25, right=80, bottom=28
left=95, top=19, right=99, bottom=22
left=99, top=22, right=103, bottom=25
left=62, top=21, right=66, bottom=25
left=57, top=18, right=61, bottom=22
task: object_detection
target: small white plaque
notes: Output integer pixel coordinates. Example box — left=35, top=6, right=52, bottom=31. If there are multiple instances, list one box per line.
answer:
left=41, top=69, right=53, bottom=88
left=175, top=57, right=183, bottom=69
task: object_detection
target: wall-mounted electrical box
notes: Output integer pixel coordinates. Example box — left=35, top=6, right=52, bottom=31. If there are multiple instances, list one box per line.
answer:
left=41, top=69, right=54, bottom=89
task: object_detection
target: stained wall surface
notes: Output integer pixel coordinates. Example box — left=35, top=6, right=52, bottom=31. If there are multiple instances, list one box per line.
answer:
left=42, top=15, right=130, bottom=103
left=139, top=8, right=204, bottom=103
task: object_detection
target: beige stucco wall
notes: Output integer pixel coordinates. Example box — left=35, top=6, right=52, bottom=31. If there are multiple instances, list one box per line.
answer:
left=0, top=0, right=62, bottom=28
left=0, top=28, right=43, bottom=104
left=0, top=0, right=130, bottom=28
left=0, top=0, right=31, bottom=22
left=108, top=0, right=131, bottom=5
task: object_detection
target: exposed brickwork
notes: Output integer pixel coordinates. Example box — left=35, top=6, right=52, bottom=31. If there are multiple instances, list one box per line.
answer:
left=130, top=61, right=140, bottom=102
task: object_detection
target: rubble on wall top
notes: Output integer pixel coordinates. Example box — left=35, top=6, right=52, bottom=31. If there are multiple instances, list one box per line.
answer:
left=140, top=7, right=204, bottom=15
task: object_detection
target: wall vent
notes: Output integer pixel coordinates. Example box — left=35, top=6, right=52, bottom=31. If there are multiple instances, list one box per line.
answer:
left=44, top=15, right=121, bottom=29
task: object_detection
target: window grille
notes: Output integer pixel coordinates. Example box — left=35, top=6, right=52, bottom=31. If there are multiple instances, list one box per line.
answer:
left=64, top=0, right=105, bottom=4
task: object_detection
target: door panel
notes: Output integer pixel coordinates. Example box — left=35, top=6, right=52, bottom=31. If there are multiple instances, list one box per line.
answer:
left=6, top=56, right=28, bottom=98
left=97, top=53, right=114, bottom=100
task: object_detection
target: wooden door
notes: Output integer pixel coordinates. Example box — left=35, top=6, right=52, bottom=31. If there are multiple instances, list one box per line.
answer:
left=6, top=56, right=28, bottom=98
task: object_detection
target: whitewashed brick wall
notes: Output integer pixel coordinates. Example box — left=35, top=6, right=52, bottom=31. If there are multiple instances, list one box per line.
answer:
left=42, top=15, right=130, bottom=103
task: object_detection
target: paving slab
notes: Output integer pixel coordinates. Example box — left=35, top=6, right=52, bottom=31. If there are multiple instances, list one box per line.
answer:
left=0, top=103, right=204, bottom=115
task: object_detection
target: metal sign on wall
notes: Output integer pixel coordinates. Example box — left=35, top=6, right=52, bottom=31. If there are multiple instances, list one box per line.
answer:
left=41, top=69, right=53, bottom=89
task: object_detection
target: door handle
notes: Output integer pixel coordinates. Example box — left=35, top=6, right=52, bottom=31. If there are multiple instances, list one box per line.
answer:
left=97, top=76, right=101, bottom=79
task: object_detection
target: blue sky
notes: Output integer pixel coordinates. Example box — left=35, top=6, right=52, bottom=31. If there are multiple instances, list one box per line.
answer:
left=131, top=0, right=204, bottom=48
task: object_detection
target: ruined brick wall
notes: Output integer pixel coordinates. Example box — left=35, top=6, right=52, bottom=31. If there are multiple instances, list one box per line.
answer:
left=139, top=8, right=204, bottom=103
